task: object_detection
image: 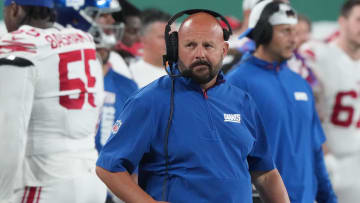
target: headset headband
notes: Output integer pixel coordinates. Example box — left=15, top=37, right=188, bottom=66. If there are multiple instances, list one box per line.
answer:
left=165, top=9, right=233, bottom=41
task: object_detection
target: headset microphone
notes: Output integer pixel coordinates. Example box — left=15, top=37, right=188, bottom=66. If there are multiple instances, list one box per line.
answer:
left=162, top=56, right=182, bottom=78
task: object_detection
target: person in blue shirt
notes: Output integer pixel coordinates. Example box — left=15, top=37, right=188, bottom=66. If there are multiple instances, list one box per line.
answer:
left=95, top=66, right=138, bottom=153
left=227, top=1, right=337, bottom=203
left=87, top=0, right=139, bottom=155
left=95, top=10, right=290, bottom=203
left=96, top=55, right=138, bottom=203
left=84, top=2, right=139, bottom=203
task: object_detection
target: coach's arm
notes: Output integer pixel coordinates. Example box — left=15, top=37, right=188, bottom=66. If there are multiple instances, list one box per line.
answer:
left=251, top=169, right=290, bottom=203
left=96, top=166, right=168, bottom=203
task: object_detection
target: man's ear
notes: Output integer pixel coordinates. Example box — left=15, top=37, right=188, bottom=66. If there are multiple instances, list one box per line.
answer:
left=222, top=41, right=229, bottom=57
left=338, top=16, right=346, bottom=31
left=12, top=3, right=27, bottom=23
left=9, top=3, right=20, bottom=19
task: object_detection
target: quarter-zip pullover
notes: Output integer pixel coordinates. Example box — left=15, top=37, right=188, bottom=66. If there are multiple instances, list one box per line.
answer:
left=227, top=55, right=337, bottom=203
left=97, top=72, right=275, bottom=203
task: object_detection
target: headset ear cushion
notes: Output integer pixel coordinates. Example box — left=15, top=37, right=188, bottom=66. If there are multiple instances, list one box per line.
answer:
left=223, top=29, right=230, bottom=41
left=251, top=20, right=273, bottom=45
left=264, top=23, right=273, bottom=44
left=167, top=31, right=179, bottom=63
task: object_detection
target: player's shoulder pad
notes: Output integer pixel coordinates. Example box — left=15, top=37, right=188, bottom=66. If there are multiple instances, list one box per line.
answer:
left=0, top=55, right=34, bottom=67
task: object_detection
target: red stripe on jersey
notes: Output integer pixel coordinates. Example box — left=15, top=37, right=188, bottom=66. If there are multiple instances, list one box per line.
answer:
left=26, top=187, right=37, bottom=203
left=304, top=49, right=316, bottom=61
left=0, top=40, right=36, bottom=54
left=21, top=186, right=29, bottom=203
left=36, top=187, right=42, bottom=203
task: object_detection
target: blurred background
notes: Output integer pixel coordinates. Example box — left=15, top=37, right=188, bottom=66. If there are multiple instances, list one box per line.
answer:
left=0, top=0, right=343, bottom=38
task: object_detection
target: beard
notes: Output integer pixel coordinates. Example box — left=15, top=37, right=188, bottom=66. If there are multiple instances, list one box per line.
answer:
left=178, top=58, right=223, bottom=85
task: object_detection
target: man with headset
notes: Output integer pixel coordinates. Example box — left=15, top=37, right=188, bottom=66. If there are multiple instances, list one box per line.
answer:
left=96, top=10, right=290, bottom=203
left=227, top=1, right=337, bottom=202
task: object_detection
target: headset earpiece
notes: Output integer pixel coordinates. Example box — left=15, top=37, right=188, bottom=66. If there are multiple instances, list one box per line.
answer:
left=222, top=29, right=230, bottom=41
left=251, top=20, right=273, bottom=45
left=250, top=2, right=285, bottom=46
left=166, top=31, right=179, bottom=65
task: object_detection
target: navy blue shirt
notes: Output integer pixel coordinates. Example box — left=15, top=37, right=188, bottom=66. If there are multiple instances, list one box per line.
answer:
left=97, top=73, right=275, bottom=203
left=95, top=68, right=138, bottom=152
left=227, top=55, right=337, bottom=203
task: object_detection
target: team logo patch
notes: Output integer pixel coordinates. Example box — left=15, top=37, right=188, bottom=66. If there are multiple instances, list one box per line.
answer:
left=294, top=92, right=308, bottom=101
left=111, top=120, right=122, bottom=134
left=65, top=0, right=85, bottom=9
left=224, top=114, right=241, bottom=123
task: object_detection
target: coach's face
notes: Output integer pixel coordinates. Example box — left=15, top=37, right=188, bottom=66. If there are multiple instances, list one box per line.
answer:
left=177, top=13, right=228, bottom=86
left=267, top=24, right=296, bottom=61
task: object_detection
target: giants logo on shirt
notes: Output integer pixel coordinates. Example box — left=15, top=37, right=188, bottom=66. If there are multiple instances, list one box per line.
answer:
left=111, top=120, right=122, bottom=134
left=65, top=0, right=85, bottom=10
left=294, top=92, right=308, bottom=101
left=224, top=114, right=241, bottom=123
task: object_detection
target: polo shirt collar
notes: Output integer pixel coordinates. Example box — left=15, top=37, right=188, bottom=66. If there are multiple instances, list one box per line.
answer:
left=247, top=54, right=288, bottom=71
left=178, top=70, right=225, bottom=90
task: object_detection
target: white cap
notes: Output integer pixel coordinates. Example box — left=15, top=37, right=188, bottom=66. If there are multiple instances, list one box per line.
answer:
left=239, top=0, right=297, bottom=39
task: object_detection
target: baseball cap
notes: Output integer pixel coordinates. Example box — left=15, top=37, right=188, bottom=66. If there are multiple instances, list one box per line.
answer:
left=4, top=0, right=54, bottom=8
left=239, top=0, right=297, bottom=39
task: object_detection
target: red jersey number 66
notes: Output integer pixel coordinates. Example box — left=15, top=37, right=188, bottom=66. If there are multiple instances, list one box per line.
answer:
left=330, top=90, right=360, bottom=128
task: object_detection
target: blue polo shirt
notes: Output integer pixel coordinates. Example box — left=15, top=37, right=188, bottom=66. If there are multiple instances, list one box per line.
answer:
left=227, top=55, right=337, bottom=203
left=97, top=73, right=275, bottom=203
left=95, top=68, right=138, bottom=152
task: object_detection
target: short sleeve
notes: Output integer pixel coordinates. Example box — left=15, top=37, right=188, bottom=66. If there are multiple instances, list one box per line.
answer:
left=243, top=94, right=275, bottom=172
left=96, top=95, right=157, bottom=173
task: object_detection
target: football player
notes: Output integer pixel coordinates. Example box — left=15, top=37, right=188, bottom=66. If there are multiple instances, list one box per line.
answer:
left=56, top=1, right=139, bottom=202
left=0, top=0, right=106, bottom=202
left=301, top=0, right=360, bottom=202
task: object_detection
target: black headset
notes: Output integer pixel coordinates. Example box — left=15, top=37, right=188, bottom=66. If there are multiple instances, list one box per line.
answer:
left=161, top=9, right=232, bottom=201
left=162, top=9, right=233, bottom=76
left=250, top=2, right=278, bottom=46
left=250, top=1, right=296, bottom=46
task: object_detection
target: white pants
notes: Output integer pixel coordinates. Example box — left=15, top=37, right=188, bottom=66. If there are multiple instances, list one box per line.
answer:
left=13, top=174, right=106, bottom=203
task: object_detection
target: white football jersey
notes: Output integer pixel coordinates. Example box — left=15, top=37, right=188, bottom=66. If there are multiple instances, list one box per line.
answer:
left=108, top=51, right=134, bottom=80
left=302, top=41, right=360, bottom=202
left=0, top=25, right=104, bottom=186
left=129, top=59, right=166, bottom=88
